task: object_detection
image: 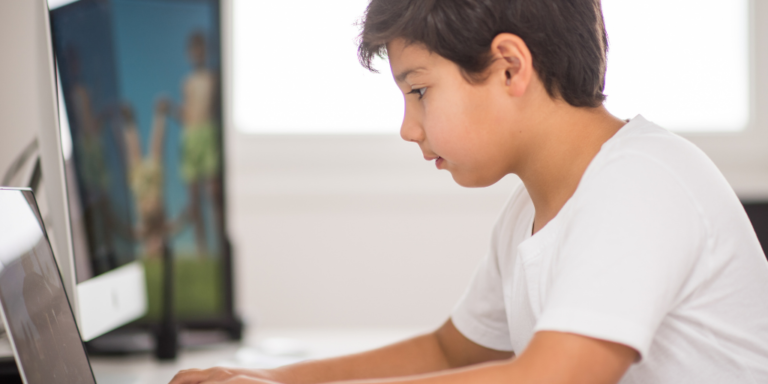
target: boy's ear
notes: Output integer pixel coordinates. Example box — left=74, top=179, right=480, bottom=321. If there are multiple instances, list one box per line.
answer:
left=490, top=33, right=533, bottom=98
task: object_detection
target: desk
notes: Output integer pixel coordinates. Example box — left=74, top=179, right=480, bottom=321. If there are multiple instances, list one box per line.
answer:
left=91, top=328, right=423, bottom=384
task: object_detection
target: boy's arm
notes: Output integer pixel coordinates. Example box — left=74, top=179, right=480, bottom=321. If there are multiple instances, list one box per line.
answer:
left=170, top=330, right=635, bottom=384
left=169, top=319, right=513, bottom=384
left=314, top=330, right=637, bottom=384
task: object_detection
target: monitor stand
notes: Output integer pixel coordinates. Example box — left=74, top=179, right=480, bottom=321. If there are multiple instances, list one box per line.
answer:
left=85, top=238, right=243, bottom=357
left=87, top=240, right=180, bottom=358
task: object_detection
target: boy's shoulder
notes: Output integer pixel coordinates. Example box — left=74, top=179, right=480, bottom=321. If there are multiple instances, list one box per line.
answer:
left=592, top=115, right=712, bottom=175
left=578, top=115, right=731, bottom=206
left=497, top=115, right=738, bottom=239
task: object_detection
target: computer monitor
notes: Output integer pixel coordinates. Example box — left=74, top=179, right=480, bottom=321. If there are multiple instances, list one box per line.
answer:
left=0, top=187, right=97, bottom=384
left=0, top=0, right=148, bottom=344
left=0, top=0, right=81, bottom=332
left=49, top=0, right=238, bottom=344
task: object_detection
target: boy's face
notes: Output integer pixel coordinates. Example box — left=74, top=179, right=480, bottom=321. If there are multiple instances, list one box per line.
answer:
left=388, top=39, right=526, bottom=188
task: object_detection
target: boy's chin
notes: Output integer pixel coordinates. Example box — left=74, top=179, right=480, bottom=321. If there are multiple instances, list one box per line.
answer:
left=450, top=171, right=502, bottom=188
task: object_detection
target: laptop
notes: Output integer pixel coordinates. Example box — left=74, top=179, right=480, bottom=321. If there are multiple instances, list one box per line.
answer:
left=0, top=188, right=96, bottom=384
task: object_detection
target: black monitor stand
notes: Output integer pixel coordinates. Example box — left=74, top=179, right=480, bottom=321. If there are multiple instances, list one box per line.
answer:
left=84, top=237, right=242, bottom=358
left=154, top=240, right=178, bottom=360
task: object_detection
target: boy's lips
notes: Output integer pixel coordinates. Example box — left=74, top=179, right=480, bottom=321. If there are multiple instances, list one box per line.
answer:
left=424, top=155, right=444, bottom=169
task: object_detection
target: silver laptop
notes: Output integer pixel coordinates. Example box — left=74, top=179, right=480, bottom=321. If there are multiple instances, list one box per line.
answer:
left=0, top=188, right=96, bottom=384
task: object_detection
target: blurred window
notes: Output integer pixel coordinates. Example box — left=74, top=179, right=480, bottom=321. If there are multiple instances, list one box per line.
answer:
left=233, top=0, right=402, bottom=134
left=602, top=0, right=750, bottom=132
left=238, top=0, right=751, bottom=134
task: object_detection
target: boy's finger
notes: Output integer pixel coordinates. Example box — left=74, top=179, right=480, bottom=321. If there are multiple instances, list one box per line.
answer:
left=168, top=368, right=209, bottom=384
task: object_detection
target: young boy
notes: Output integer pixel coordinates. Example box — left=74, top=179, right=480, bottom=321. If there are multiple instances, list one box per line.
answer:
left=171, top=0, right=768, bottom=383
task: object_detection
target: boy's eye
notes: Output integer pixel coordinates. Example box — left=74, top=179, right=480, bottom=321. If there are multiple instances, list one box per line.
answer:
left=408, top=87, right=427, bottom=100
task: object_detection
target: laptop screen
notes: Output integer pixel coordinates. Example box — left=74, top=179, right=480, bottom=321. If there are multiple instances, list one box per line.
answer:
left=0, top=189, right=95, bottom=384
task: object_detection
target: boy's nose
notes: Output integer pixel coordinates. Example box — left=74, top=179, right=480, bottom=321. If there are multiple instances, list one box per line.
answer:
left=400, top=114, right=425, bottom=144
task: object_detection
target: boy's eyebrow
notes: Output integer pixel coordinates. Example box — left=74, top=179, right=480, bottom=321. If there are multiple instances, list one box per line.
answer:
left=395, top=67, right=427, bottom=83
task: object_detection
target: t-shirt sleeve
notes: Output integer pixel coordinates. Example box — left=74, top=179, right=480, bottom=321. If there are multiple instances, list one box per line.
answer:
left=451, top=251, right=514, bottom=352
left=534, top=152, right=707, bottom=359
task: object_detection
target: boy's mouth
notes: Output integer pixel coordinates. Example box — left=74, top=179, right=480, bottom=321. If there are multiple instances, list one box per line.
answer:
left=423, top=154, right=444, bottom=169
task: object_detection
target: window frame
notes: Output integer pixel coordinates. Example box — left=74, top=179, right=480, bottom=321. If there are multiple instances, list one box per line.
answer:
left=678, top=0, right=767, bottom=199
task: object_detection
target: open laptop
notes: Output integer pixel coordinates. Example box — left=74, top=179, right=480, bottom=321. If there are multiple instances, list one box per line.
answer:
left=0, top=188, right=96, bottom=384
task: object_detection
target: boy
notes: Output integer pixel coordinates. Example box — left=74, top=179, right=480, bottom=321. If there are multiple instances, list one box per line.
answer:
left=171, top=0, right=768, bottom=383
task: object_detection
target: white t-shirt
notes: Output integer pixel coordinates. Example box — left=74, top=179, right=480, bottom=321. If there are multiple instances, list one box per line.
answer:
left=452, top=115, right=768, bottom=383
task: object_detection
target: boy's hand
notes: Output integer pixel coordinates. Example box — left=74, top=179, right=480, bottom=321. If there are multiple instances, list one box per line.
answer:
left=174, top=376, right=278, bottom=384
left=169, top=367, right=286, bottom=384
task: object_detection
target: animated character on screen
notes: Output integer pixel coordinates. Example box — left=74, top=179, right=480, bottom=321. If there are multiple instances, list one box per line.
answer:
left=173, top=31, right=223, bottom=257
left=121, top=101, right=169, bottom=257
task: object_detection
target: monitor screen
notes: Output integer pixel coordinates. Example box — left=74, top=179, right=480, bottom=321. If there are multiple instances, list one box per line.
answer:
left=51, top=0, right=227, bottom=322
left=0, top=189, right=95, bottom=384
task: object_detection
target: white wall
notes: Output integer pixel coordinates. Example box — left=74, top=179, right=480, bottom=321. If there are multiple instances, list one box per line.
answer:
left=224, top=0, right=768, bottom=332
left=225, top=133, right=520, bottom=330
left=224, top=133, right=768, bottom=332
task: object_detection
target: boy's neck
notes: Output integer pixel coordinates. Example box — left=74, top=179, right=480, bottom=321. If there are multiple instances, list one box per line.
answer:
left=516, top=104, right=625, bottom=234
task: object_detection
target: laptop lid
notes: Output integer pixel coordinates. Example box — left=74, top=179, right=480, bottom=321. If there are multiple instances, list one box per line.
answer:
left=0, top=188, right=96, bottom=384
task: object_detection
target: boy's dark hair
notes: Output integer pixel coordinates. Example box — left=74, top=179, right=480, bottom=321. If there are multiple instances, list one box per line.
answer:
left=358, top=0, right=608, bottom=108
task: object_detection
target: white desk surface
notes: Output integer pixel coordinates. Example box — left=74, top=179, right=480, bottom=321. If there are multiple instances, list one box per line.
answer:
left=91, top=328, right=425, bottom=384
